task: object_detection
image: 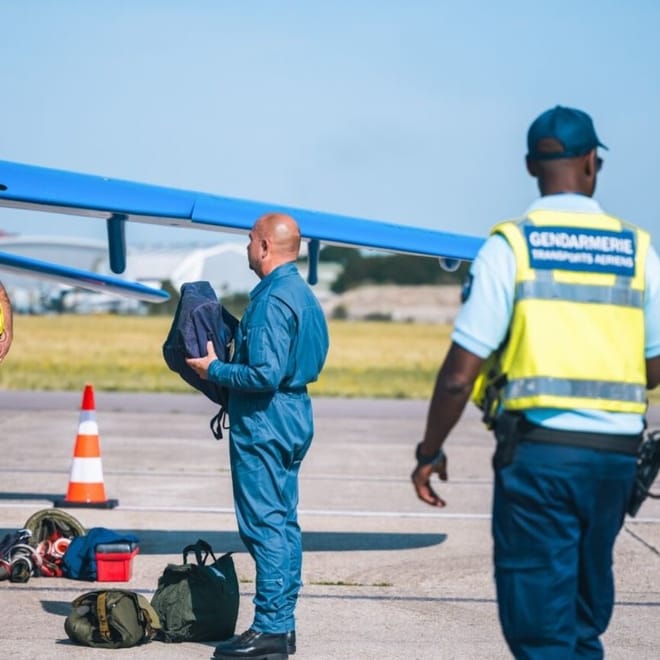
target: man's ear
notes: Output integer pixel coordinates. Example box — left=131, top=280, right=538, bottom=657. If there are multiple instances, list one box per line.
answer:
left=584, top=150, right=596, bottom=177
left=526, top=157, right=538, bottom=178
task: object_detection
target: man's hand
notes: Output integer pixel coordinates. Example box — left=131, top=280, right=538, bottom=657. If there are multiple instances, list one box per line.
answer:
left=411, top=454, right=448, bottom=507
left=185, top=340, right=218, bottom=379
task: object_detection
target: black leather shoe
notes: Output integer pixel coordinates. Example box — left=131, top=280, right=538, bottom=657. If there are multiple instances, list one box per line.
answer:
left=286, top=630, right=296, bottom=655
left=214, top=628, right=288, bottom=659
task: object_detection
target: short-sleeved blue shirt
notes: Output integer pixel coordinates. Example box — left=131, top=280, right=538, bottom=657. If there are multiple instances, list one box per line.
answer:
left=453, top=194, right=660, bottom=433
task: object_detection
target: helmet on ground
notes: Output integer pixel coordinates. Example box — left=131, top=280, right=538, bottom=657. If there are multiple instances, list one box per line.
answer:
left=23, top=509, right=86, bottom=546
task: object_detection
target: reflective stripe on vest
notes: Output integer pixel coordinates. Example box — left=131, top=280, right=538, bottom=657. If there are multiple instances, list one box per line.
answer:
left=504, top=376, right=646, bottom=405
left=515, top=279, right=644, bottom=307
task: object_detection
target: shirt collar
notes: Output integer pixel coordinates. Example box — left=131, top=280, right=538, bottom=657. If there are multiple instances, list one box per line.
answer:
left=250, top=261, right=297, bottom=299
left=526, top=193, right=604, bottom=215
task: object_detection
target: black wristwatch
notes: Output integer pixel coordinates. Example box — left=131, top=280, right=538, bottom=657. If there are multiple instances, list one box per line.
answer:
left=415, top=443, right=446, bottom=466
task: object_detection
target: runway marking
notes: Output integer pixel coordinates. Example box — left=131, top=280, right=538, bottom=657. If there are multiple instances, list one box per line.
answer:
left=70, top=505, right=660, bottom=524
left=299, top=508, right=491, bottom=519
left=46, top=504, right=493, bottom=519
left=1, top=501, right=660, bottom=524
left=0, top=467, right=490, bottom=484
left=1, top=500, right=659, bottom=528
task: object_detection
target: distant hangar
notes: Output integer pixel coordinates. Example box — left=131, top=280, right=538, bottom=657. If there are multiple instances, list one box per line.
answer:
left=0, top=235, right=259, bottom=313
left=0, top=234, right=339, bottom=314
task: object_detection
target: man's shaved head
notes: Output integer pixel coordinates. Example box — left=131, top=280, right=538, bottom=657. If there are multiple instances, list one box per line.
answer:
left=247, top=212, right=302, bottom=279
left=254, top=213, right=301, bottom=258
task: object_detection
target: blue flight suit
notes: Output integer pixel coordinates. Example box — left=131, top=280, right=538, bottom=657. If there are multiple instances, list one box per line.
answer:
left=208, top=261, right=329, bottom=634
left=455, top=194, right=660, bottom=658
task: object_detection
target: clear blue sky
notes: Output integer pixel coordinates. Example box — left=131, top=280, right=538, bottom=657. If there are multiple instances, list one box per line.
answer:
left=1, top=0, right=659, bottom=249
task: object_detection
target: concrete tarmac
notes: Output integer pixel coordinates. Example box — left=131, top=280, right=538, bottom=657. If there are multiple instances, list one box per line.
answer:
left=1, top=391, right=659, bottom=659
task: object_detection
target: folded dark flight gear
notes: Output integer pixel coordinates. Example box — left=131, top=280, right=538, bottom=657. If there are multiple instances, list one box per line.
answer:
left=162, top=281, right=238, bottom=438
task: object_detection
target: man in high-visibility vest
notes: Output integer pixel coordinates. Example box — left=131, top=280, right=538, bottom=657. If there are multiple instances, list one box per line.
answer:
left=411, top=105, right=660, bottom=658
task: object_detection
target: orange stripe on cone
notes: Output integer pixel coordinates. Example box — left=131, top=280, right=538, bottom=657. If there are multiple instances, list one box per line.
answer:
left=55, top=384, right=118, bottom=509
left=72, top=434, right=101, bottom=458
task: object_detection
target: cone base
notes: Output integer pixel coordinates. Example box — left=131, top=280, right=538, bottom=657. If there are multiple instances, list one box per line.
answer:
left=53, top=497, right=119, bottom=509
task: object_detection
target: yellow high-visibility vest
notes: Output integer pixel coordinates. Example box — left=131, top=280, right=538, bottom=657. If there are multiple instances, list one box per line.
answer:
left=473, top=209, right=649, bottom=415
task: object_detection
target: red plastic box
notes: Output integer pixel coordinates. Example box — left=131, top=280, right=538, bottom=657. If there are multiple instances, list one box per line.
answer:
left=95, top=544, right=139, bottom=582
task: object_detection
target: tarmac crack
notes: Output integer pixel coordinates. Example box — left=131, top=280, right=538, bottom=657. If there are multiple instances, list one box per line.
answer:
left=624, top=524, right=660, bottom=556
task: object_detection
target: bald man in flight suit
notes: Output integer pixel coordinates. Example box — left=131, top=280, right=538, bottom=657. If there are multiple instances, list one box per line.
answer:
left=411, top=106, right=660, bottom=658
left=188, top=212, right=329, bottom=660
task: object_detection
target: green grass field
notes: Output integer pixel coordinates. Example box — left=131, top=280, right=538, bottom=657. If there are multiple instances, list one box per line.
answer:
left=1, top=315, right=658, bottom=404
left=0, top=315, right=450, bottom=398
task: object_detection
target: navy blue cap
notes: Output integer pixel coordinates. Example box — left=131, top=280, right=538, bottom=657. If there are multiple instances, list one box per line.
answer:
left=527, top=105, right=608, bottom=160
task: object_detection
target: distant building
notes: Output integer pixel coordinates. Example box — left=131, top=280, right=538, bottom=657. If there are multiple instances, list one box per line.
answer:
left=0, top=234, right=337, bottom=313
left=0, top=235, right=113, bottom=313
left=0, top=233, right=463, bottom=322
left=131, top=243, right=259, bottom=296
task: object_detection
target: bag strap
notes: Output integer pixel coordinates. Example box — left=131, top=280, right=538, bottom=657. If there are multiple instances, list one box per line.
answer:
left=182, top=538, right=217, bottom=566
left=209, top=407, right=227, bottom=440
left=135, top=593, right=163, bottom=636
left=96, top=591, right=111, bottom=642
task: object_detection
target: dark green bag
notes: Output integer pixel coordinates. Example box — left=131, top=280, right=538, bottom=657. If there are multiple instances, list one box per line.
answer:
left=150, top=538, right=239, bottom=642
left=64, top=589, right=162, bottom=648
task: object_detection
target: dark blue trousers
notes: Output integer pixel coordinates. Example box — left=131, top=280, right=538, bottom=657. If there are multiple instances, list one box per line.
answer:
left=492, top=440, right=636, bottom=659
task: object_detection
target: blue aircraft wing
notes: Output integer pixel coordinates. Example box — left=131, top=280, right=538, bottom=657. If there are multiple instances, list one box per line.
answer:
left=0, top=159, right=485, bottom=285
left=0, top=251, right=169, bottom=302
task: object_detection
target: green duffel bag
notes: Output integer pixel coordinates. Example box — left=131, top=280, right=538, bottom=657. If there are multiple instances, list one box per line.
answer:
left=150, top=538, right=239, bottom=642
left=65, top=589, right=162, bottom=649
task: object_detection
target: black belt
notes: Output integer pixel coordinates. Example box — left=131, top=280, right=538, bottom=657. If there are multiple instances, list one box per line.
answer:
left=501, top=413, right=642, bottom=456
left=278, top=386, right=307, bottom=394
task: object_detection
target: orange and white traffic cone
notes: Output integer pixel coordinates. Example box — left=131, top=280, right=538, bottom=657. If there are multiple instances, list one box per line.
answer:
left=54, top=384, right=118, bottom=509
